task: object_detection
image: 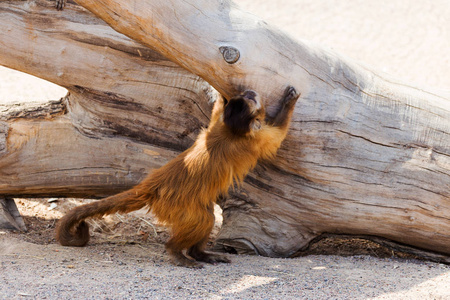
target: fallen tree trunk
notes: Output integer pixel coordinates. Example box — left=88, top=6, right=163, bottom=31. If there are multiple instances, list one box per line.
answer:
left=1, top=0, right=450, bottom=260
left=0, top=197, right=26, bottom=231
left=0, top=0, right=214, bottom=197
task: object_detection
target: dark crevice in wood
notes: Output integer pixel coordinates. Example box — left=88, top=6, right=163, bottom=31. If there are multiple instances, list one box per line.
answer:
left=294, top=233, right=450, bottom=264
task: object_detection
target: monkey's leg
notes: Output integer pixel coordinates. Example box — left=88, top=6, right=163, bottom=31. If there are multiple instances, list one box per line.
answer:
left=166, top=234, right=203, bottom=269
left=187, top=205, right=230, bottom=264
left=165, top=207, right=216, bottom=268
left=266, top=86, right=300, bottom=127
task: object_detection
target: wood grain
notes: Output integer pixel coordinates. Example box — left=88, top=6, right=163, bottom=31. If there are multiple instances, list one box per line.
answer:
left=0, top=0, right=214, bottom=197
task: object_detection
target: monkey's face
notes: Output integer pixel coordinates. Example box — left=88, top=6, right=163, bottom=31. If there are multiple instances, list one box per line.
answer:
left=223, top=90, right=264, bottom=137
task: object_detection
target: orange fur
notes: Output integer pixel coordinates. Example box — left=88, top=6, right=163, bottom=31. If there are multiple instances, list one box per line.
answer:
left=56, top=87, right=299, bottom=268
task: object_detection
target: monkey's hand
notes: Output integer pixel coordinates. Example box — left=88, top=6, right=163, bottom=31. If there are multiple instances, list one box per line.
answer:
left=281, top=86, right=300, bottom=109
left=55, top=0, right=67, bottom=10
left=266, top=86, right=300, bottom=127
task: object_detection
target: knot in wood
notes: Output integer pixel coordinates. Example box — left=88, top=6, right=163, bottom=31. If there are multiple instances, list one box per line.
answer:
left=220, top=46, right=240, bottom=64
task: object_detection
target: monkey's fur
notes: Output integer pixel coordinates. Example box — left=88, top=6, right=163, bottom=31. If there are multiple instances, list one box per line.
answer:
left=56, top=87, right=299, bottom=268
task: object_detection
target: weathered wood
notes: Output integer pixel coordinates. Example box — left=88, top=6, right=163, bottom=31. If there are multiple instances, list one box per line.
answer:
left=0, top=0, right=449, bottom=260
left=0, top=198, right=26, bottom=231
left=67, top=0, right=450, bottom=258
left=0, top=0, right=214, bottom=197
left=54, top=0, right=313, bottom=116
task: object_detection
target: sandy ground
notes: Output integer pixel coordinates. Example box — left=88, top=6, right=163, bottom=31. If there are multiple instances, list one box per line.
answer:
left=1, top=0, right=450, bottom=299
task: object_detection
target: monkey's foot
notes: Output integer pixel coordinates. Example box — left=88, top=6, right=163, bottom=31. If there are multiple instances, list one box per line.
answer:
left=189, top=250, right=231, bottom=265
left=169, top=252, right=204, bottom=269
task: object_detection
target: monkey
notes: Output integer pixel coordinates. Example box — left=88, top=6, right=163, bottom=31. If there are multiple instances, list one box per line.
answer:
left=56, top=86, right=300, bottom=268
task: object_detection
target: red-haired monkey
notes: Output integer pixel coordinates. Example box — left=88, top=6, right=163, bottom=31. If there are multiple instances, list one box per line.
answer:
left=56, top=86, right=299, bottom=268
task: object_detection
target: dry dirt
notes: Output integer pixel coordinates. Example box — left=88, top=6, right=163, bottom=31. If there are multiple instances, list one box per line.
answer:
left=4, top=198, right=419, bottom=259
left=2, top=198, right=450, bottom=299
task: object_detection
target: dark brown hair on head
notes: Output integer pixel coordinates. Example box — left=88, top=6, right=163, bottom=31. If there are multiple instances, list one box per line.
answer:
left=223, top=98, right=253, bottom=136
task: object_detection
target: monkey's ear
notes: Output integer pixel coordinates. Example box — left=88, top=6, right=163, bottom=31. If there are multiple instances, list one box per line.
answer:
left=223, top=97, right=229, bottom=106
left=251, top=119, right=262, bottom=131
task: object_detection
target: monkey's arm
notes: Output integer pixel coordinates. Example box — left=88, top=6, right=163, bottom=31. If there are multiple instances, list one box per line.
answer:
left=265, top=86, right=299, bottom=128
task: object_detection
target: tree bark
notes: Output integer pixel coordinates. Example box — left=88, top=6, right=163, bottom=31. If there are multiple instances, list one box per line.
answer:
left=0, top=0, right=214, bottom=197
left=0, top=198, right=26, bottom=231
left=1, top=0, right=450, bottom=260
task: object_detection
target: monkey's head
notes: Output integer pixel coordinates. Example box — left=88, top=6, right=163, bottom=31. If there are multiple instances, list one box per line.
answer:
left=223, top=90, right=264, bottom=137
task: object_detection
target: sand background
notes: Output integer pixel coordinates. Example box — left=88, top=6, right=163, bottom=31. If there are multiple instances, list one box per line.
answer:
left=1, top=0, right=450, bottom=299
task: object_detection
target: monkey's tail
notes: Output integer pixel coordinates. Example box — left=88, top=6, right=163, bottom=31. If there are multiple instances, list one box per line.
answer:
left=56, top=189, right=148, bottom=247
